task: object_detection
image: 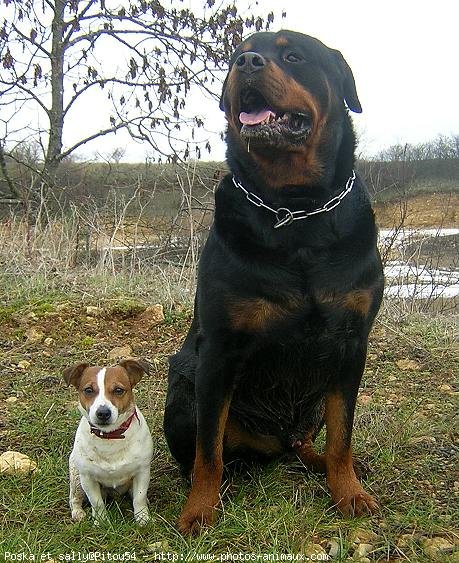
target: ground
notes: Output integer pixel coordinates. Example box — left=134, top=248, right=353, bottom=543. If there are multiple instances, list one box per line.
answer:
left=373, top=192, right=459, bottom=228
left=0, top=191, right=458, bottom=561
left=0, top=283, right=457, bottom=561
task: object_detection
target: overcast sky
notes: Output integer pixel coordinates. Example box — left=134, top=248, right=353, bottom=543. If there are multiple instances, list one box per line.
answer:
left=69, top=0, right=459, bottom=162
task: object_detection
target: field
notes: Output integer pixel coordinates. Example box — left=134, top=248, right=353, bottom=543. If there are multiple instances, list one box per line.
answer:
left=0, top=180, right=458, bottom=561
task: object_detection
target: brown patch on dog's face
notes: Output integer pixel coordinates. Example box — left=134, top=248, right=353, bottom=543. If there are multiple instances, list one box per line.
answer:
left=229, top=295, right=302, bottom=332
left=75, top=366, right=134, bottom=416
left=275, top=36, right=289, bottom=47
left=102, top=366, right=136, bottom=414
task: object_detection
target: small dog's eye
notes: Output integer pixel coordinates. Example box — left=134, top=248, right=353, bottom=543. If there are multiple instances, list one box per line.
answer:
left=113, top=387, right=125, bottom=396
left=285, top=52, right=302, bottom=63
left=83, top=387, right=94, bottom=396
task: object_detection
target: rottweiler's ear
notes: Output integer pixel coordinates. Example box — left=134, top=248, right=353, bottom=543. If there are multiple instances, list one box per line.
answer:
left=119, top=358, right=150, bottom=387
left=332, top=49, right=362, bottom=113
left=219, top=74, right=229, bottom=111
left=63, top=362, right=89, bottom=388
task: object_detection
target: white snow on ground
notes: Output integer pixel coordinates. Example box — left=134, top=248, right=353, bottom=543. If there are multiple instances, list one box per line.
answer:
left=380, top=228, right=458, bottom=299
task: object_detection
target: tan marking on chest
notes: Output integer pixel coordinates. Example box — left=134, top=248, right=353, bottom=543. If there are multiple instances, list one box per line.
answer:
left=317, top=289, right=373, bottom=317
left=229, top=296, right=302, bottom=332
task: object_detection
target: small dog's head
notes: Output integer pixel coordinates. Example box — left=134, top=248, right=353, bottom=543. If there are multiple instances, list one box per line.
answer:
left=63, top=359, right=149, bottom=428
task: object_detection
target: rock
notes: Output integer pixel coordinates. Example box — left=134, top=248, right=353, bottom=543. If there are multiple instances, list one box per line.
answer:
left=6, top=397, right=18, bottom=403
left=357, top=393, right=372, bottom=405
left=397, top=534, right=416, bottom=548
left=0, top=451, right=37, bottom=475
left=86, top=306, right=102, bottom=317
left=44, top=337, right=54, bottom=346
left=396, top=358, right=420, bottom=371
left=327, top=538, right=341, bottom=558
left=350, top=528, right=379, bottom=544
left=421, top=537, right=455, bottom=558
left=354, top=543, right=374, bottom=558
left=304, top=544, right=326, bottom=556
left=438, top=384, right=452, bottom=392
left=108, top=345, right=133, bottom=360
left=147, top=541, right=170, bottom=552
left=138, top=304, right=165, bottom=325
left=25, top=328, right=44, bottom=343
left=17, top=360, right=31, bottom=370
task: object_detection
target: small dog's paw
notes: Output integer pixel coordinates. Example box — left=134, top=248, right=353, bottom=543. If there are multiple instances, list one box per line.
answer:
left=92, top=508, right=109, bottom=526
left=71, top=508, right=86, bottom=522
left=134, top=507, right=150, bottom=526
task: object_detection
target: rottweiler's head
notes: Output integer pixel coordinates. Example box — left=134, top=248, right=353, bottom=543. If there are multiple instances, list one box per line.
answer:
left=220, top=30, right=361, bottom=189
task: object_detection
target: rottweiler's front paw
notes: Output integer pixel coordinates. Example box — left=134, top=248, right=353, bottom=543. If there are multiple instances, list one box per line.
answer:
left=178, top=504, right=216, bottom=535
left=332, top=485, right=379, bottom=517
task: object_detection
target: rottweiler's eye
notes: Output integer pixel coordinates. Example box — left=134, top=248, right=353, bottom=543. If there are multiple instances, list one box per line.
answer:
left=83, top=387, right=94, bottom=396
left=113, top=387, right=125, bottom=396
left=285, top=52, right=302, bottom=63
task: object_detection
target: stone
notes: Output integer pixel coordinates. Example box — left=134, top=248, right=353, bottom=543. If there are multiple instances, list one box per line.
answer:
left=138, top=304, right=165, bottom=325
left=421, top=537, right=455, bottom=558
left=17, top=360, right=31, bottom=370
left=396, top=358, right=420, bottom=371
left=304, top=544, right=326, bottom=556
left=108, top=345, right=133, bottom=360
left=327, top=538, right=341, bottom=558
left=6, top=397, right=18, bottom=403
left=350, top=528, right=379, bottom=544
left=0, top=451, right=37, bottom=475
left=354, top=543, right=374, bottom=557
left=25, top=328, right=44, bottom=343
left=86, top=306, right=102, bottom=317
left=357, top=393, right=372, bottom=405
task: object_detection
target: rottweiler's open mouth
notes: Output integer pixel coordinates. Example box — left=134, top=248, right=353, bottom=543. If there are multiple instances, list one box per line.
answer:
left=238, top=87, right=312, bottom=146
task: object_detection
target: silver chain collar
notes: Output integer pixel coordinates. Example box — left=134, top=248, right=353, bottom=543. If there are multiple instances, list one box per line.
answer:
left=231, top=170, right=356, bottom=229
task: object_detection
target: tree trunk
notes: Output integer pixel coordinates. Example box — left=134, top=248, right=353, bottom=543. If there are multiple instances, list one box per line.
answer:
left=44, top=0, right=66, bottom=184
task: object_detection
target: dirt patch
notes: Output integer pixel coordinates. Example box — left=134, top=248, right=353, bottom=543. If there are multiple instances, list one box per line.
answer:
left=374, top=192, right=459, bottom=228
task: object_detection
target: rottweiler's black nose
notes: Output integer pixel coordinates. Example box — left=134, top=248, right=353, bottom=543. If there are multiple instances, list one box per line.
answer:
left=235, top=52, right=266, bottom=74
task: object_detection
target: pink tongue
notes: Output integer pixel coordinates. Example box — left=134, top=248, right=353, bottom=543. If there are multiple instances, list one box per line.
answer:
left=239, top=109, right=274, bottom=125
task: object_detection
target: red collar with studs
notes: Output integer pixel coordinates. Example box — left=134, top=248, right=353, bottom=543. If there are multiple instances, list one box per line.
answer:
left=90, top=409, right=140, bottom=440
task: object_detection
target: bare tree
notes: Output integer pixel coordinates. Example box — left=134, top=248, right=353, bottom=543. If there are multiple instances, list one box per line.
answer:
left=0, top=0, right=277, bottom=203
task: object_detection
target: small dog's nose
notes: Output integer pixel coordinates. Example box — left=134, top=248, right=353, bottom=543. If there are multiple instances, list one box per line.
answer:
left=235, top=51, right=266, bottom=74
left=96, top=406, right=112, bottom=424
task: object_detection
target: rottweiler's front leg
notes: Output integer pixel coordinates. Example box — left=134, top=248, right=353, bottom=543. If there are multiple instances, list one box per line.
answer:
left=177, top=337, right=238, bottom=535
left=325, top=348, right=378, bottom=517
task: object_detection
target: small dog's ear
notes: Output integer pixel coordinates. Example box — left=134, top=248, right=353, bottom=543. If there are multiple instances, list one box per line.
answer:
left=63, top=362, right=89, bottom=388
left=119, top=358, right=150, bottom=387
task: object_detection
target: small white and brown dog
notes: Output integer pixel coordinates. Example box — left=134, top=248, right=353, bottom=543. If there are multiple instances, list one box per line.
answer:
left=64, top=358, right=153, bottom=525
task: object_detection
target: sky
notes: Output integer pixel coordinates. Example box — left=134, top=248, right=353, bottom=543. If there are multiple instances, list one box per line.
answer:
left=10, top=0, right=459, bottom=163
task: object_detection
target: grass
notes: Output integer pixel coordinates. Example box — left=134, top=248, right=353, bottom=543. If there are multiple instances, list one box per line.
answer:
left=0, top=273, right=458, bottom=562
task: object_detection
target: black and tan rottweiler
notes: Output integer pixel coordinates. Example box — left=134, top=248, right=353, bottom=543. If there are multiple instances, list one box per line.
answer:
left=164, top=30, right=384, bottom=535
